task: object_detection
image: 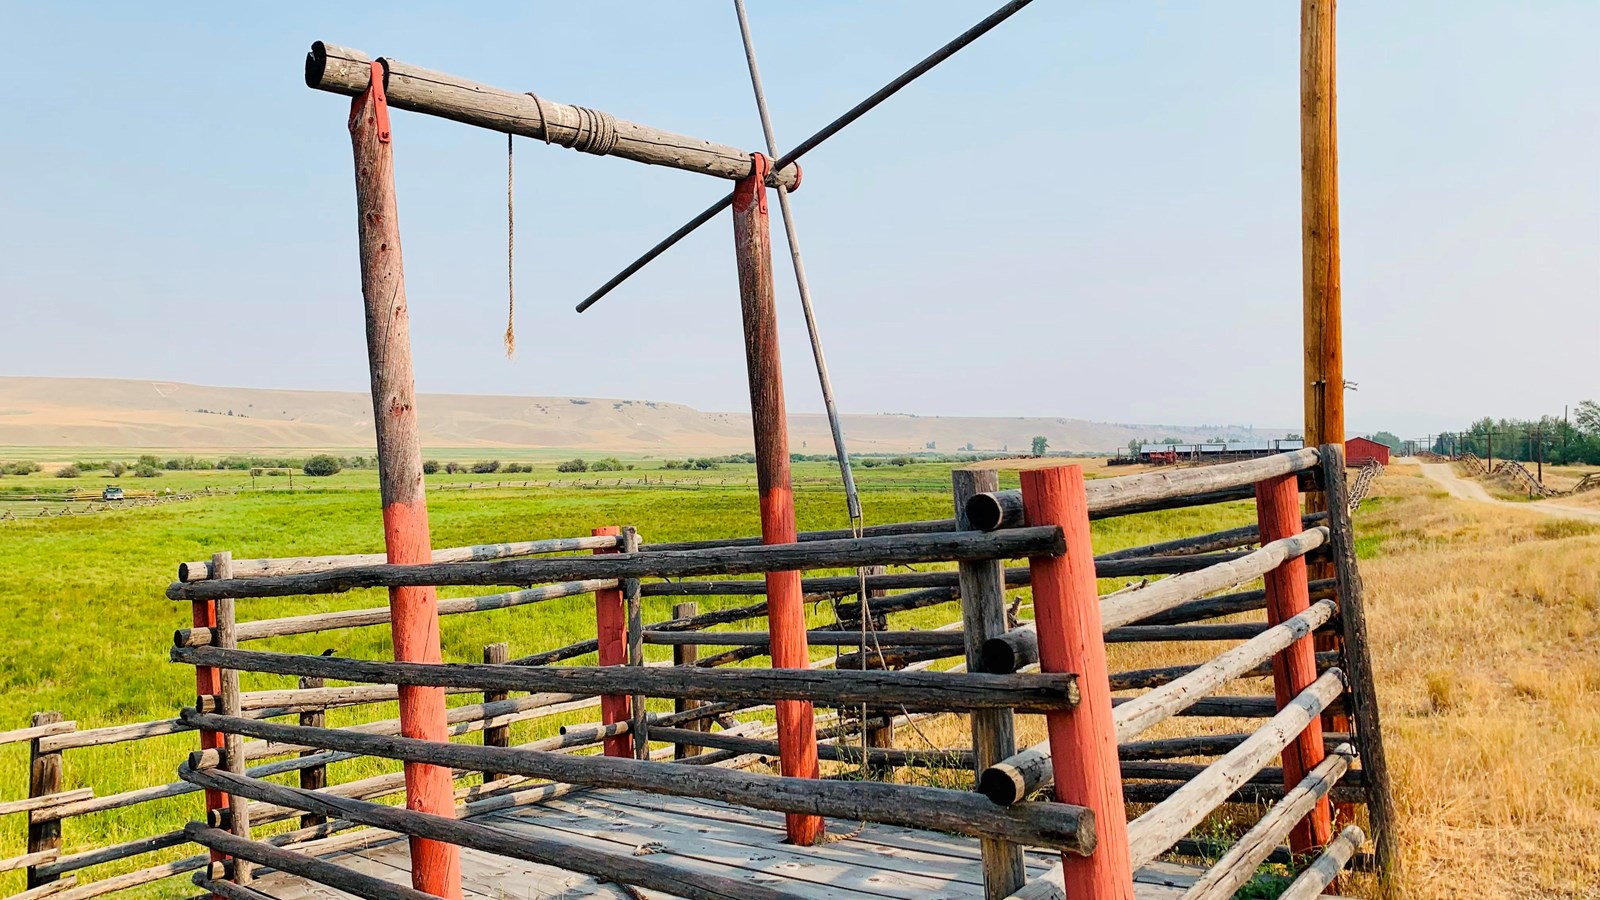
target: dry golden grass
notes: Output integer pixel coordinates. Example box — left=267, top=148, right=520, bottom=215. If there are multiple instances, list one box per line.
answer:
left=881, top=463, right=1600, bottom=898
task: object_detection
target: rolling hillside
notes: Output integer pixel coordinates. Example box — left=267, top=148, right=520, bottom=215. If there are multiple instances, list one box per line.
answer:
left=0, top=377, right=1284, bottom=454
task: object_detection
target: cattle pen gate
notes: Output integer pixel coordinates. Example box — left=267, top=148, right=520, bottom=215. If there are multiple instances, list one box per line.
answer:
left=3, top=2, right=1391, bottom=898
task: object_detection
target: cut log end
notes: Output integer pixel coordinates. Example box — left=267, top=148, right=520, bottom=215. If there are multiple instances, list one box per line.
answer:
left=305, top=41, right=330, bottom=89
left=965, top=493, right=1007, bottom=532
left=980, top=632, right=1036, bottom=675
left=978, top=764, right=1028, bottom=806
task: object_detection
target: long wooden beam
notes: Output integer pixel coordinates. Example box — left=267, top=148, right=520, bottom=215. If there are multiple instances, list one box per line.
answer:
left=305, top=43, right=799, bottom=189
left=165, top=527, right=1064, bottom=601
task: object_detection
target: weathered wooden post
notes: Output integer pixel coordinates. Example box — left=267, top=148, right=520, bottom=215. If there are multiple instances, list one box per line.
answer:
left=24, top=712, right=64, bottom=890
left=622, top=527, right=649, bottom=760
left=592, top=525, right=632, bottom=758
left=212, top=552, right=252, bottom=885
left=671, top=602, right=703, bottom=759
left=1021, top=465, right=1133, bottom=898
left=297, top=676, right=328, bottom=828
left=732, top=152, right=823, bottom=845
left=189, top=580, right=231, bottom=889
left=860, top=564, right=896, bottom=781
left=347, top=60, right=460, bottom=900
left=954, top=470, right=1026, bottom=897
left=481, top=642, right=511, bottom=782
left=1254, top=475, right=1332, bottom=855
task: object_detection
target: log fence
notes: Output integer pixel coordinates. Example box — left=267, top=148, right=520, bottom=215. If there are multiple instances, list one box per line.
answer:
left=3, top=447, right=1393, bottom=899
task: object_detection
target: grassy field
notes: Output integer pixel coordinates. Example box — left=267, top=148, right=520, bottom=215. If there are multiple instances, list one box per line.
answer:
left=1, top=454, right=1594, bottom=898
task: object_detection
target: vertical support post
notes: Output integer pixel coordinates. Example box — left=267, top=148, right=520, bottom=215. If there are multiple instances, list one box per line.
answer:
left=190, top=585, right=230, bottom=887
left=481, top=642, right=510, bottom=782
left=1021, top=466, right=1133, bottom=899
left=1254, top=476, right=1332, bottom=856
left=860, top=564, right=896, bottom=781
left=621, top=527, right=648, bottom=761
left=1301, top=0, right=1343, bottom=466
left=347, top=60, right=461, bottom=900
left=672, top=602, right=703, bottom=760
left=24, top=712, right=64, bottom=891
left=297, top=676, right=327, bottom=829
left=592, top=526, right=632, bottom=758
left=1320, top=445, right=1400, bottom=886
left=953, top=470, right=1026, bottom=899
left=732, top=152, right=823, bottom=846
left=212, top=552, right=252, bottom=885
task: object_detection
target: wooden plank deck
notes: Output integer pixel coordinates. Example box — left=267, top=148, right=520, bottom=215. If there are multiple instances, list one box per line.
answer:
left=243, top=789, right=1322, bottom=899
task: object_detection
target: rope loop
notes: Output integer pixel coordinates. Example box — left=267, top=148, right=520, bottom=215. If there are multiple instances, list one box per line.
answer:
left=526, top=91, right=616, bottom=156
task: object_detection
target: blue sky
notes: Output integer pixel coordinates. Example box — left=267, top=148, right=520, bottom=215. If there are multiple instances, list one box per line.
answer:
left=1, top=2, right=1595, bottom=437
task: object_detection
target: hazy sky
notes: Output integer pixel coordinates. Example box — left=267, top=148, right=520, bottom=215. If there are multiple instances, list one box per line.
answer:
left=1, top=2, right=1594, bottom=437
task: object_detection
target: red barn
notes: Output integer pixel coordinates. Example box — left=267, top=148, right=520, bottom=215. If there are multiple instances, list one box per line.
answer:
left=1346, top=436, right=1391, bottom=466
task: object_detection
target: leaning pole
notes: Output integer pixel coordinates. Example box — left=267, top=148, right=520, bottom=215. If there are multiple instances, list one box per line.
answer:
left=347, top=61, right=463, bottom=899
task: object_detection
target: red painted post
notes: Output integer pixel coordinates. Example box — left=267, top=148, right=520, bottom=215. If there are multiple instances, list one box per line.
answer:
left=1255, top=474, right=1332, bottom=854
left=1021, top=466, right=1133, bottom=898
left=191, top=595, right=230, bottom=882
left=348, top=61, right=461, bottom=900
left=592, top=525, right=632, bottom=758
left=732, top=153, right=823, bottom=846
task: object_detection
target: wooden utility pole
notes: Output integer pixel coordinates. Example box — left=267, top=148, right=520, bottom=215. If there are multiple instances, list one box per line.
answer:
left=348, top=61, right=461, bottom=900
left=1301, top=0, right=1343, bottom=464
left=731, top=153, right=823, bottom=846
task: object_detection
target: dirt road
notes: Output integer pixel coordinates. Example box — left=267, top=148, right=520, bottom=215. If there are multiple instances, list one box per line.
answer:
left=1414, top=460, right=1600, bottom=522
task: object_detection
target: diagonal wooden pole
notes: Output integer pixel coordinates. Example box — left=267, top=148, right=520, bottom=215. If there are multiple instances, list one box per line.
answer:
left=347, top=61, right=462, bottom=900
left=731, top=152, right=824, bottom=845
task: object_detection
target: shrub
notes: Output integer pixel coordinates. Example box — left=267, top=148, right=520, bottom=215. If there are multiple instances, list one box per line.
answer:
left=556, top=458, right=588, bottom=473
left=444, top=461, right=462, bottom=474
left=249, top=468, right=264, bottom=478
left=503, top=462, right=534, bottom=474
left=107, top=461, right=126, bottom=477
left=133, top=463, right=162, bottom=478
left=662, top=460, right=685, bottom=470
left=591, top=458, right=624, bottom=472
left=471, top=460, right=502, bottom=474
left=56, top=465, right=81, bottom=478
left=1, top=461, right=41, bottom=475
left=690, top=458, right=720, bottom=470
left=303, top=455, right=343, bottom=477
left=422, top=460, right=440, bottom=475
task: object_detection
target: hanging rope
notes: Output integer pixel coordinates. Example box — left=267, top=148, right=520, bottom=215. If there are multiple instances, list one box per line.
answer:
left=505, top=133, right=515, bottom=358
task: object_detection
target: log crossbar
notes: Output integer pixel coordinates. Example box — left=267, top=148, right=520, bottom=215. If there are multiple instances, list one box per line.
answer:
left=171, top=646, right=1079, bottom=713
left=165, top=527, right=1065, bottom=601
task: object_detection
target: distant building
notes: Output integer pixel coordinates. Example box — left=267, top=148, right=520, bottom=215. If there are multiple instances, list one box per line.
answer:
left=1111, top=438, right=1307, bottom=466
left=1345, top=436, right=1391, bottom=467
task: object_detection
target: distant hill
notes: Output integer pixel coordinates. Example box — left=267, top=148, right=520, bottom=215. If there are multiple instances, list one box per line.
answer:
left=0, top=376, right=1288, bottom=454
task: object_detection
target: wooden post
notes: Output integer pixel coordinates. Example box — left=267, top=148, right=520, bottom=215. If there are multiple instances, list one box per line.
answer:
left=347, top=60, right=461, bottom=900
left=954, top=470, right=1027, bottom=899
left=732, top=152, right=823, bottom=846
left=297, top=676, right=328, bottom=828
left=672, top=602, right=703, bottom=759
left=481, top=643, right=510, bottom=782
left=592, top=525, right=632, bottom=759
left=860, top=564, right=896, bottom=781
left=190, top=582, right=231, bottom=889
left=622, top=527, right=649, bottom=761
left=24, top=712, right=64, bottom=890
left=212, top=553, right=252, bottom=885
left=1254, top=475, right=1332, bottom=856
left=1319, top=445, right=1400, bottom=884
left=1301, top=0, right=1342, bottom=495
left=1020, top=466, right=1133, bottom=898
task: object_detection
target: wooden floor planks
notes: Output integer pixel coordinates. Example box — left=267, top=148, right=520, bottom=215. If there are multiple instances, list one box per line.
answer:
left=243, top=787, right=1244, bottom=900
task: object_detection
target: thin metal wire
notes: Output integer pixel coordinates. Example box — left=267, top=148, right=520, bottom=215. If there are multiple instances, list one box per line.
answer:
left=576, top=0, right=1036, bottom=313
left=505, top=133, right=515, bottom=358
left=733, top=0, right=862, bottom=524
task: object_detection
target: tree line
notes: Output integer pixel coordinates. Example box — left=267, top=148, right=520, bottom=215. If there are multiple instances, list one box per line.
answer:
left=1433, top=401, right=1600, bottom=465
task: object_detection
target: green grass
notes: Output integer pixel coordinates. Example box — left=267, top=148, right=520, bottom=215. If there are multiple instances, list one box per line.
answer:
left=0, top=454, right=1257, bottom=896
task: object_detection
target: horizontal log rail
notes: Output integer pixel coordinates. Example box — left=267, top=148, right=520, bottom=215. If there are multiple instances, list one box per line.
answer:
left=1278, top=824, right=1366, bottom=900
left=980, top=601, right=1337, bottom=804
left=178, top=536, right=622, bottom=583
left=981, top=528, right=1328, bottom=673
left=0, top=720, right=75, bottom=746
left=647, top=726, right=974, bottom=769
left=179, top=714, right=1096, bottom=854
left=171, top=646, right=1080, bottom=712
left=1118, top=731, right=1350, bottom=762
left=1182, top=744, right=1356, bottom=899
left=965, top=448, right=1322, bottom=531
left=0, top=789, right=94, bottom=817
left=166, top=527, right=1065, bottom=601
left=1124, top=670, right=1346, bottom=868
left=176, top=579, right=617, bottom=647
left=187, top=824, right=434, bottom=900
left=1095, top=512, right=1327, bottom=560
left=639, top=629, right=964, bottom=648
left=306, top=42, right=801, bottom=189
